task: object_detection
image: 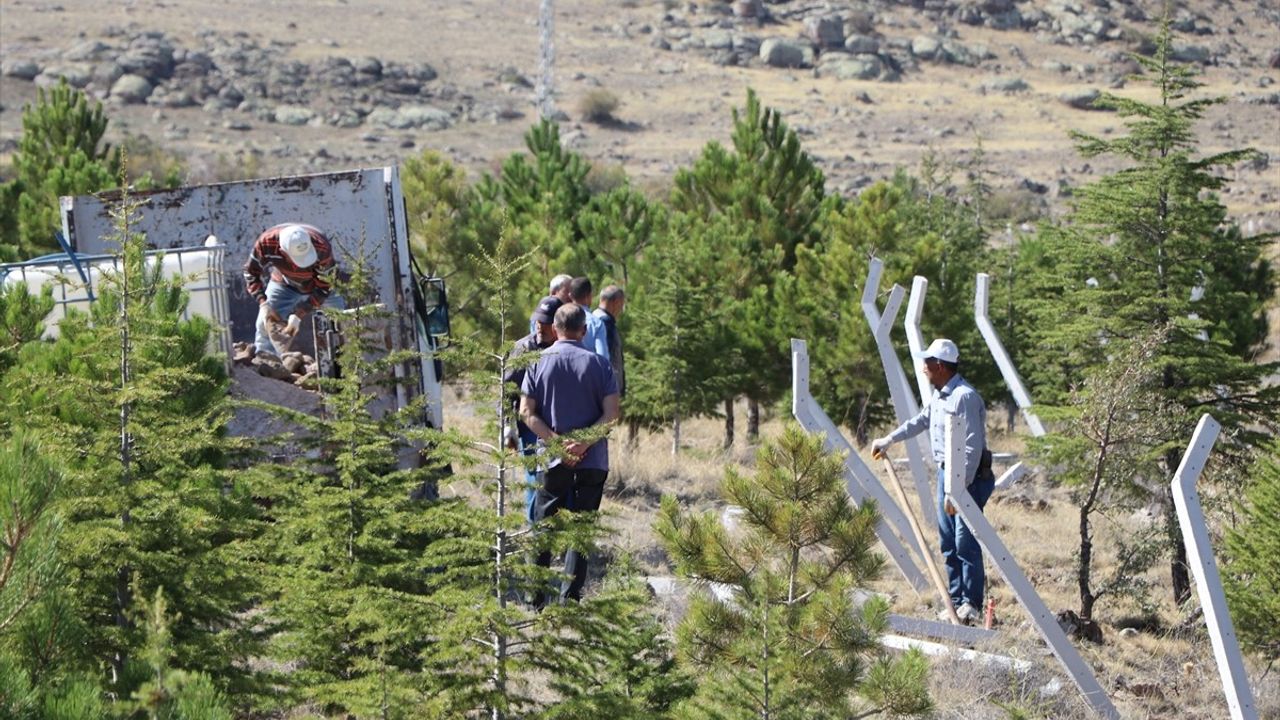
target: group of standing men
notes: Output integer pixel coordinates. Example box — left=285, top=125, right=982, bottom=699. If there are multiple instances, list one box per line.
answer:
left=506, top=274, right=626, bottom=607
left=243, top=223, right=996, bottom=623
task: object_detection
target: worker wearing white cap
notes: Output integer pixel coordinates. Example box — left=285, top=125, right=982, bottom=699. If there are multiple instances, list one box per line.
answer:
left=871, top=338, right=995, bottom=625
left=243, top=223, right=341, bottom=358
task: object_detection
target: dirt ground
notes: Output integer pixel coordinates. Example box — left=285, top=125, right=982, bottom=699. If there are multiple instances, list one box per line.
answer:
left=2, top=0, right=1277, bottom=221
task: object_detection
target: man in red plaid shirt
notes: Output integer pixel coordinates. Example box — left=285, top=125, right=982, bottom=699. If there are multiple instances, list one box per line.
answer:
left=243, top=223, right=341, bottom=357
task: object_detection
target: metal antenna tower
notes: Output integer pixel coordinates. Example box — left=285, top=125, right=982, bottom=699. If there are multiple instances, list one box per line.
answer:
left=536, top=0, right=556, bottom=119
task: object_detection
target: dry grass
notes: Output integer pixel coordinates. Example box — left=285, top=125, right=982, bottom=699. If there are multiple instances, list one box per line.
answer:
left=441, top=385, right=1280, bottom=718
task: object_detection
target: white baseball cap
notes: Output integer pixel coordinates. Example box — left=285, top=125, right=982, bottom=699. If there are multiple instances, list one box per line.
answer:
left=913, top=338, right=959, bottom=364
left=280, top=225, right=317, bottom=268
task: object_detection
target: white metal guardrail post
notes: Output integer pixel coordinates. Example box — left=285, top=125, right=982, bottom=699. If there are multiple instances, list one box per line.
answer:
left=863, top=259, right=936, bottom=533
left=944, top=414, right=1119, bottom=720
left=1171, top=414, right=1257, bottom=720
left=791, top=339, right=930, bottom=593
left=904, top=275, right=932, bottom=407
left=974, top=273, right=1044, bottom=437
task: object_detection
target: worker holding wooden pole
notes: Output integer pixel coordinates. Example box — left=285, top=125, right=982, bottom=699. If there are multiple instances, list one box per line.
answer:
left=872, top=338, right=996, bottom=626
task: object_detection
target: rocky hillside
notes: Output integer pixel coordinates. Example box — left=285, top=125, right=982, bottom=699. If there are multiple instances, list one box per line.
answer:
left=1, top=0, right=1277, bottom=225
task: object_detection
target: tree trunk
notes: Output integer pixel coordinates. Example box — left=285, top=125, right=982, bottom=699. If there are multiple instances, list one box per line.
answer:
left=1163, top=454, right=1191, bottom=605
left=854, top=394, right=870, bottom=446
left=723, top=397, right=735, bottom=450
left=1006, top=401, right=1017, bottom=433
left=626, top=419, right=639, bottom=451
left=746, top=398, right=760, bottom=444
left=672, top=413, right=681, bottom=456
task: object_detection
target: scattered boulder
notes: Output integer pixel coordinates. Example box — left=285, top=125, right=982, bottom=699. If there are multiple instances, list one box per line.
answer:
left=1, top=59, right=42, bottom=80
left=759, top=38, right=811, bottom=68
left=367, top=105, right=451, bottom=130
left=38, top=64, right=92, bottom=88
left=273, top=104, right=316, bottom=125
left=1269, top=49, right=1280, bottom=70
left=232, top=342, right=255, bottom=366
left=818, top=53, right=883, bottom=81
left=982, top=76, right=1029, bottom=93
left=1059, top=87, right=1102, bottom=110
left=911, top=34, right=941, bottom=60
left=1170, top=42, right=1211, bottom=64
left=803, top=15, right=844, bottom=49
left=252, top=354, right=295, bottom=381
left=844, top=34, right=879, bottom=55
left=64, top=39, right=111, bottom=62
left=111, top=73, right=154, bottom=103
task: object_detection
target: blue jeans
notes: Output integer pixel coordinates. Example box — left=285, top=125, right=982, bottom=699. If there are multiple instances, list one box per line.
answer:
left=254, top=280, right=344, bottom=355
left=517, top=425, right=544, bottom=524
left=937, top=465, right=996, bottom=609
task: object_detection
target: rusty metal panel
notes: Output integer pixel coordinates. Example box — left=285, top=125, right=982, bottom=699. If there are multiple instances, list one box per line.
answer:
left=60, top=168, right=437, bottom=427
left=62, top=170, right=397, bottom=349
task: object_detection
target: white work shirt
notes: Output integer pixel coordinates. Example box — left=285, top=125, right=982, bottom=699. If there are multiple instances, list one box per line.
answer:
left=886, top=374, right=987, bottom=483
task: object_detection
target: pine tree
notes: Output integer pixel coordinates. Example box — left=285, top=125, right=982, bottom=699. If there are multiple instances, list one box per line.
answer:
left=624, top=212, right=738, bottom=452
left=1015, top=21, right=1278, bottom=604
left=128, top=587, right=233, bottom=720
left=0, top=189, right=260, bottom=706
left=671, top=89, right=829, bottom=444
left=0, top=280, right=54, bottom=374
left=1224, top=442, right=1280, bottom=662
left=0, top=432, right=63, bottom=641
left=253, top=250, right=489, bottom=717
left=417, top=223, right=687, bottom=719
left=574, top=184, right=663, bottom=287
left=656, top=425, right=932, bottom=718
left=0, top=79, right=121, bottom=259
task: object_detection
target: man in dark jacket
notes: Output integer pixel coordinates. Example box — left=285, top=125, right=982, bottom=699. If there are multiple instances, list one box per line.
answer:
left=505, top=295, right=562, bottom=523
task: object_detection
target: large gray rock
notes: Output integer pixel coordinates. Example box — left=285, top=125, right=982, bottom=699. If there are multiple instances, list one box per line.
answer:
left=759, top=38, right=811, bottom=68
left=1059, top=87, right=1102, bottom=110
left=704, top=30, right=734, bottom=50
left=111, top=74, right=154, bottom=103
left=911, top=35, right=941, bottom=60
left=1170, top=43, right=1211, bottom=64
left=352, top=56, right=382, bottom=76
left=368, top=105, right=451, bottom=130
left=844, top=34, right=879, bottom=55
left=982, top=76, right=1029, bottom=93
left=804, top=15, right=844, bottom=49
left=818, top=53, right=882, bottom=81
left=92, top=62, right=124, bottom=89
left=119, top=36, right=175, bottom=80
left=273, top=105, right=316, bottom=125
left=64, top=40, right=111, bottom=62
left=38, top=64, right=93, bottom=88
left=396, top=105, right=451, bottom=130
left=1, top=59, right=41, bottom=80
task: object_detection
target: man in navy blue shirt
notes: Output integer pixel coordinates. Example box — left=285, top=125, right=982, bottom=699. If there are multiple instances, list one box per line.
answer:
left=520, top=303, right=620, bottom=605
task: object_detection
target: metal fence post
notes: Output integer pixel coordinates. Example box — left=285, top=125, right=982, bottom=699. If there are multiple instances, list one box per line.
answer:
left=944, top=414, right=1120, bottom=720
left=863, top=258, right=936, bottom=533
left=974, top=272, right=1044, bottom=436
left=1171, top=414, right=1258, bottom=720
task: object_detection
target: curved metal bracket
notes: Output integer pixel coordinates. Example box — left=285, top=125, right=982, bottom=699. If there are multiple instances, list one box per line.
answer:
left=1171, top=415, right=1257, bottom=720
left=975, top=273, right=1044, bottom=437
left=944, top=415, right=1119, bottom=720
left=863, top=258, right=937, bottom=534
left=904, top=275, right=932, bottom=407
left=792, top=339, right=930, bottom=593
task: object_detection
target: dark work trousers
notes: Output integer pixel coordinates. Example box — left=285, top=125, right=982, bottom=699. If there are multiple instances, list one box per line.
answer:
left=534, top=464, right=607, bottom=605
left=936, top=465, right=996, bottom=609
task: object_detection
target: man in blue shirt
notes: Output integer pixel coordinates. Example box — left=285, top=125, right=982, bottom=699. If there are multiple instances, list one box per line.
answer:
left=872, top=338, right=995, bottom=625
left=570, top=277, right=608, bottom=364
left=520, top=303, right=620, bottom=605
